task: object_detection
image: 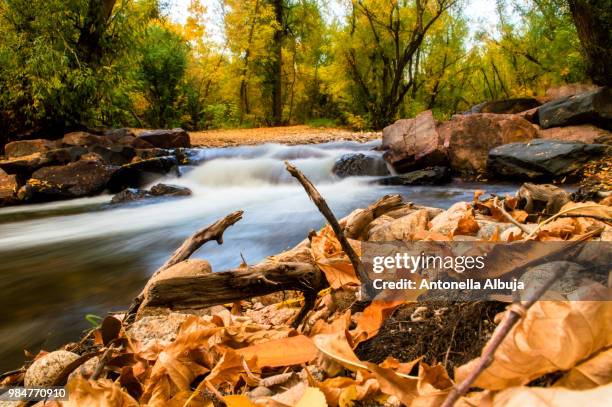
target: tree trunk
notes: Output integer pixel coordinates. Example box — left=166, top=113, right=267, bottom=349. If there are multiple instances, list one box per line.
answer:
left=568, top=0, right=612, bottom=86
left=77, top=0, right=117, bottom=65
left=271, top=0, right=284, bottom=125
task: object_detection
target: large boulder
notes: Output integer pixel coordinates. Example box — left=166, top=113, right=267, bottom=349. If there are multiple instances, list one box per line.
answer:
left=332, top=153, right=390, bottom=177
left=437, top=113, right=537, bottom=175
left=538, top=87, right=612, bottom=130
left=0, top=168, right=19, bottom=206
left=487, top=139, right=608, bottom=180
left=0, top=146, right=90, bottom=176
left=469, top=98, right=541, bottom=114
left=382, top=110, right=448, bottom=173
left=538, top=124, right=611, bottom=144
left=3, top=139, right=56, bottom=158
left=60, top=131, right=111, bottom=148
left=19, top=159, right=117, bottom=201
left=89, top=144, right=136, bottom=166
left=136, top=128, right=191, bottom=149
left=379, top=166, right=451, bottom=186
left=107, top=156, right=178, bottom=192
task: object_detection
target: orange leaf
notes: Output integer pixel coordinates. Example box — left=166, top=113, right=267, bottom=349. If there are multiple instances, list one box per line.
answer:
left=236, top=335, right=317, bottom=368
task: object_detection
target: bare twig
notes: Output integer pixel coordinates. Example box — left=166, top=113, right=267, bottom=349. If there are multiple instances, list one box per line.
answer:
left=91, top=344, right=117, bottom=381
left=158, top=210, right=244, bottom=273
left=493, top=197, right=531, bottom=234
left=441, top=260, right=575, bottom=407
left=285, top=161, right=375, bottom=298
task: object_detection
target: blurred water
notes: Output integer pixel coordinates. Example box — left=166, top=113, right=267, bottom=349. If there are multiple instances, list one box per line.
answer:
left=0, top=140, right=518, bottom=371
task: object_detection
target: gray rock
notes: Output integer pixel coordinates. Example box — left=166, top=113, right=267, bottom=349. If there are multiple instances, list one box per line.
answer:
left=111, top=183, right=191, bottom=204
left=379, top=166, right=451, bottom=185
left=538, top=87, right=612, bottom=130
left=332, top=153, right=390, bottom=177
left=106, top=156, right=179, bottom=192
left=487, top=139, right=608, bottom=180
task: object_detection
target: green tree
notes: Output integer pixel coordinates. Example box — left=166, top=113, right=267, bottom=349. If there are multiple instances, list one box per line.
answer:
left=139, top=24, right=189, bottom=128
left=334, top=0, right=458, bottom=129
left=0, top=0, right=157, bottom=140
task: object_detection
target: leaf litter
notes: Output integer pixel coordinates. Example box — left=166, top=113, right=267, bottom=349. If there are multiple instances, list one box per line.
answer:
left=2, top=184, right=611, bottom=407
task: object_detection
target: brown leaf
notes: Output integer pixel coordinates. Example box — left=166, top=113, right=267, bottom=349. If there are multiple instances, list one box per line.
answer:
left=554, top=347, right=612, bottom=390
left=510, top=210, right=528, bottom=223
left=456, top=301, right=612, bottom=389
left=140, top=316, right=222, bottom=403
left=491, top=382, right=612, bottom=406
left=63, top=376, right=138, bottom=406
left=205, top=347, right=258, bottom=388
left=316, top=376, right=379, bottom=406
left=311, top=225, right=361, bottom=289
left=350, top=283, right=426, bottom=346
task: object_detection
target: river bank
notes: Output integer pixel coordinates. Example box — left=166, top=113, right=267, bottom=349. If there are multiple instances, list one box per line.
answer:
left=188, top=125, right=379, bottom=147
left=1, top=162, right=610, bottom=405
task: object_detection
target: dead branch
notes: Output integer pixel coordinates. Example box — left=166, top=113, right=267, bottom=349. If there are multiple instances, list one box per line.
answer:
left=343, top=194, right=404, bottom=239
left=285, top=161, right=375, bottom=298
left=441, top=259, right=576, bottom=407
left=125, top=211, right=244, bottom=322
left=493, top=197, right=531, bottom=234
left=158, top=210, right=244, bottom=274
left=141, top=262, right=327, bottom=328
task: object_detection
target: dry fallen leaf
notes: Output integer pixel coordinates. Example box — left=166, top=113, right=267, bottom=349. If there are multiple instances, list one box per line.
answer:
left=311, top=225, right=361, bottom=289
left=554, top=347, right=612, bottom=390
left=491, top=382, right=612, bottom=406
left=237, top=335, right=318, bottom=368
left=63, top=376, right=138, bottom=407
left=456, top=301, right=612, bottom=389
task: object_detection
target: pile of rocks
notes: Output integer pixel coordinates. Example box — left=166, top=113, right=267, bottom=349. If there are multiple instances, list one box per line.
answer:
left=380, top=86, right=611, bottom=184
left=0, top=128, right=192, bottom=206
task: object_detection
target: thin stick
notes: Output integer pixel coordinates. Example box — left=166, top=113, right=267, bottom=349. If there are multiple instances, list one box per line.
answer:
left=493, top=197, right=531, bottom=234
left=285, top=161, right=375, bottom=298
left=441, top=260, right=574, bottom=407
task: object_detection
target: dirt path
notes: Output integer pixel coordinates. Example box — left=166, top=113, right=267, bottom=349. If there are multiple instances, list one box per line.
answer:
left=188, top=125, right=379, bottom=147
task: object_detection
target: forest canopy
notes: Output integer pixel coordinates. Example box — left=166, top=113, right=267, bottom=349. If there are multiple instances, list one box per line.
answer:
left=0, top=0, right=608, bottom=138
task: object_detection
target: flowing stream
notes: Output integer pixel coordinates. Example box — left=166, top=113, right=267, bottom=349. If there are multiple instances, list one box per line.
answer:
left=0, top=140, right=518, bottom=371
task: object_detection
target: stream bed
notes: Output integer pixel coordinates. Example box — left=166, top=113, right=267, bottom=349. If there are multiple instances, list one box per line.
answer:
left=0, top=140, right=519, bottom=371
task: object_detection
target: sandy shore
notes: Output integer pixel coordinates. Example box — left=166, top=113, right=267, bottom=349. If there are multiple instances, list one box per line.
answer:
left=188, top=125, right=380, bottom=147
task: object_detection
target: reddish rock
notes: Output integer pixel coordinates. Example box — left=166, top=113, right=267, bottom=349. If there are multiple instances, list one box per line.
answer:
left=517, top=107, right=539, bottom=123
left=61, top=131, right=111, bottom=147
left=136, top=128, right=191, bottom=149
left=382, top=110, right=448, bottom=173
left=437, top=113, right=537, bottom=175
left=4, top=139, right=56, bottom=158
left=538, top=124, right=611, bottom=144
left=0, top=168, right=19, bottom=206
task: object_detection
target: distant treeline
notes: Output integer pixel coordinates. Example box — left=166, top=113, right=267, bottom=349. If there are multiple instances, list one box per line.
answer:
left=0, top=0, right=610, bottom=140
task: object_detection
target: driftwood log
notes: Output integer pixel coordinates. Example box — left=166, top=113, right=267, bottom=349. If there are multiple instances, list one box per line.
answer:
left=142, top=262, right=327, bottom=327
left=127, top=209, right=329, bottom=327
left=125, top=211, right=245, bottom=322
